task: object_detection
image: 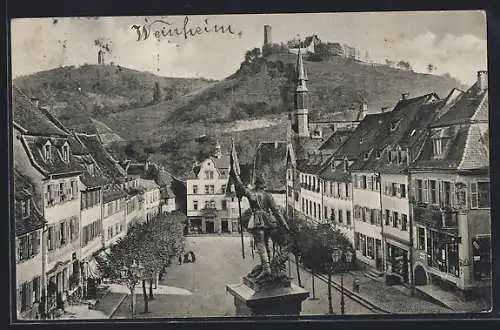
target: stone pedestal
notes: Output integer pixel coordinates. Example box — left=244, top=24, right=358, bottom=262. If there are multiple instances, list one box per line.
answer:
left=226, top=276, right=309, bottom=316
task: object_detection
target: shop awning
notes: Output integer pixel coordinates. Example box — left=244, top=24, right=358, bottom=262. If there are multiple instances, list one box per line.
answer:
left=87, top=258, right=102, bottom=279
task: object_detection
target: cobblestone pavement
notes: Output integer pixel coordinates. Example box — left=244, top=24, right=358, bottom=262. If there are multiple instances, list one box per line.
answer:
left=111, top=236, right=373, bottom=318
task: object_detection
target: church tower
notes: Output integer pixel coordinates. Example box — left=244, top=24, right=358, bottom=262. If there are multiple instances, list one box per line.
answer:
left=214, top=140, right=222, bottom=159
left=294, top=49, right=309, bottom=137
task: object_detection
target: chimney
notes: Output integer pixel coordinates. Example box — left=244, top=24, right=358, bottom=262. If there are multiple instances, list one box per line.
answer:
left=478, top=71, right=488, bottom=92
left=401, top=93, right=409, bottom=100
left=31, top=98, right=40, bottom=108
left=264, top=25, right=272, bottom=45
left=360, top=103, right=368, bottom=111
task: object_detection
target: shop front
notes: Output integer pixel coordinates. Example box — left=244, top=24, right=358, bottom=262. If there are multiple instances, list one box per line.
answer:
left=385, top=240, right=410, bottom=285
left=354, top=232, right=383, bottom=271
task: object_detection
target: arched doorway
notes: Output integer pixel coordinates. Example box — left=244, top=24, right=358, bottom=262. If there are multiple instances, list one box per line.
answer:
left=414, top=265, right=428, bottom=286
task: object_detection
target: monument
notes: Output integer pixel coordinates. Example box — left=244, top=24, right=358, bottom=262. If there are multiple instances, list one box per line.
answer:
left=226, top=159, right=309, bottom=316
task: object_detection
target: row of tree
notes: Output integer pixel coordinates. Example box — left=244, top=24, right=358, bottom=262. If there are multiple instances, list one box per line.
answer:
left=98, top=211, right=186, bottom=314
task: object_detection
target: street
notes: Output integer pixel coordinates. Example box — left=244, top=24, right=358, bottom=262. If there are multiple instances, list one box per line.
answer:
left=111, top=235, right=374, bottom=318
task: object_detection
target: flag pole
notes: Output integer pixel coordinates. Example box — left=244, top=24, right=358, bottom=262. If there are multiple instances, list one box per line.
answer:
left=231, top=138, right=245, bottom=260
left=238, top=196, right=245, bottom=260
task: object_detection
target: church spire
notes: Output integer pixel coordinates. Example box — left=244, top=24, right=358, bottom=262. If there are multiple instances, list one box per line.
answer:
left=294, top=47, right=309, bottom=137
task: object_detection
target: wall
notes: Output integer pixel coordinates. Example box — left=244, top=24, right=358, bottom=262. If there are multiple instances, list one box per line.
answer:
left=16, top=230, right=44, bottom=287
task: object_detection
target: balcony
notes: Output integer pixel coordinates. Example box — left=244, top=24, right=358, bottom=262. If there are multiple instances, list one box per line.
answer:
left=413, top=203, right=458, bottom=233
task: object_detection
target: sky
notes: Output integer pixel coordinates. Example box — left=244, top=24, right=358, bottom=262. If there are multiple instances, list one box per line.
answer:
left=10, top=11, right=487, bottom=85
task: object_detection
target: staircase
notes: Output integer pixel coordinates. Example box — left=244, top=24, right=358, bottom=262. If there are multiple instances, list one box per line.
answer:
left=363, top=268, right=385, bottom=281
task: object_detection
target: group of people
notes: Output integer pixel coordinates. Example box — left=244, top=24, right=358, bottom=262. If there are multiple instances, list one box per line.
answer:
left=178, top=251, right=196, bottom=264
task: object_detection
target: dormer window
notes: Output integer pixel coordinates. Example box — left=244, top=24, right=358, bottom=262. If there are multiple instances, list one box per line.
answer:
left=21, top=199, right=30, bottom=218
left=364, top=152, right=369, bottom=160
left=433, top=138, right=443, bottom=156
left=376, top=150, right=381, bottom=159
left=390, top=120, right=400, bottom=131
left=87, top=163, right=95, bottom=175
left=62, top=144, right=69, bottom=162
left=330, top=162, right=336, bottom=172
left=43, top=142, right=51, bottom=161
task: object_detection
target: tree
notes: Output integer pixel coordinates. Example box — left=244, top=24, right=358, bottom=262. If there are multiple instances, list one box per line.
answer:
left=427, top=64, right=435, bottom=73
left=397, top=60, right=413, bottom=71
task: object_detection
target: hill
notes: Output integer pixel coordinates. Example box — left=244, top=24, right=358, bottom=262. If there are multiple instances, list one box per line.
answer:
left=13, top=64, right=215, bottom=143
left=99, top=51, right=463, bottom=178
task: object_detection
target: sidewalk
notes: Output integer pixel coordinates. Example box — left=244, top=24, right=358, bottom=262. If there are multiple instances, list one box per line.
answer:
left=290, top=255, right=454, bottom=314
left=57, top=291, right=128, bottom=320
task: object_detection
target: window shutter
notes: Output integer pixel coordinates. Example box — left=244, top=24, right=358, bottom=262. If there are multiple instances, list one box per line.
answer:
left=423, top=180, right=429, bottom=203
left=16, top=239, right=20, bottom=263
left=438, top=181, right=442, bottom=204
left=396, top=184, right=401, bottom=197
left=471, top=183, right=478, bottom=208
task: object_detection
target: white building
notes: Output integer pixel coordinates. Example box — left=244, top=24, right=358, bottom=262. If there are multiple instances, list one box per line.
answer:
left=137, top=178, right=161, bottom=221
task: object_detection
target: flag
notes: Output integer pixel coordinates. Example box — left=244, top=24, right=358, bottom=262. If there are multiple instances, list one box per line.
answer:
left=230, top=138, right=240, bottom=175
left=229, top=138, right=244, bottom=200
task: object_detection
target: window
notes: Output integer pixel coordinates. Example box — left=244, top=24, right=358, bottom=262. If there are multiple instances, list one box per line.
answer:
left=193, top=201, right=198, bottom=210
left=433, top=138, right=443, bottom=156
left=423, top=180, right=428, bottom=203
left=204, top=185, right=209, bottom=194
left=209, top=185, right=215, bottom=194
left=43, top=144, right=51, bottom=161
left=385, top=209, right=390, bottom=226
left=62, top=145, right=69, bottom=161
left=416, top=179, right=423, bottom=202
left=330, top=208, right=335, bottom=222
left=204, top=171, right=210, bottom=179
left=456, top=183, right=467, bottom=205
left=205, top=201, right=210, bottom=209
left=391, top=183, right=397, bottom=196
left=471, top=182, right=490, bottom=208
left=301, top=198, right=304, bottom=212
left=361, top=207, right=366, bottom=222
left=193, top=185, right=198, bottom=194
left=361, top=175, right=367, bottom=189
left=345, top=183, right=350, bottom=198
left=221, top=200, right=227, bottom=210
left=442, top=181, right=451, bottom=206
left=21, top=200, right=29, bottom=217
left=417, top=227, right=426, bottom=250
left=430, top=180, right=437, bottom=204
left=376, top=150, right=381, bottom=159
left=401, top=214, right=408, bottom=231
left=473, top=236, right=491, bottom=280
left=313, top=202, right=317, bottom=218
left=393, top=212, right=399, bottom=228
left=400, top=184, right=406, bottom=198
left=369, top=209, right=374, bottom=225
left=324, top=206, right=328, bottom=219
left=367, top=237, right=375, bottom=259
left=390, top=121, right=398, bottom=131
left=221, top=186, right=226, bottom=194
left=338, top=210, right=343, bottom=223
left=209, top=171, right=214, bottom=180
left=346, top=211, right=351, bottom=225
left=353, top=175, right=358, bottom=189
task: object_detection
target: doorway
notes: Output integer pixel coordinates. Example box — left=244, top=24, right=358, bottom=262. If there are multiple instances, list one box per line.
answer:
left=221, top=220, right=229, bottom=233
left=414, top=265, right=428, bottom=286
left=205, top=221, right=215, bottom=233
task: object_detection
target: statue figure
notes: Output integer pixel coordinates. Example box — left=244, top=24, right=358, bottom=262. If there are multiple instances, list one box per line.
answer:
left=230, top=164, right=291, bottom=284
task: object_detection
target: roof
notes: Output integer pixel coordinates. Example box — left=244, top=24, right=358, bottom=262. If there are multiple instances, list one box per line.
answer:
left=350, top=94, right=442, bottom=173
left=331, top=112, right=393, bottom=162
left=103, top=185, right=127, bottom=203
left=432, top=82, right=488, bottom=126
left=12, top=86, right=68, bottom=136
left=76, top=133, right=127, bottom=182
left=318, top=130, right=354, bottom=152
left=14, top=171, right=46, bottom=236
left=413, top=83, right=490, bottom=172
left=319, top=110, right=364, bottom=123
left=127, top=163, right=146, bottom=176
left=20, top=135, right=84, bottom=176
left=214, top=155, right=230, bottom=169
left=317, top=160, right=351, bottom=182
left=137, top=178, right=160, bottom=191
left=253, top=141, right=288, bottom=192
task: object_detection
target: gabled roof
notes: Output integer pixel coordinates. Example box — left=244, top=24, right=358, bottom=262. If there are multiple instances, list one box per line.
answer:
left=12, top=86, right=68, bottom=137
left=350, top=94, right=443, bottom=173
left=14, top=171, right=46, bottom=236
left=20, top=135, right=84, bottom=176
left=76, top=133, right=127, bottom=182
left=103, top=185, right=127, bottom=204
left=432, top=82, right=488, bottom=126
left=137, top=178, right=160, bottom=191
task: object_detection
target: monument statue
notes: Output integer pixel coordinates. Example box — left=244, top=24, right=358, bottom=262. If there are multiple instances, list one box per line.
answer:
left=229, top=163, right=291, bottom=286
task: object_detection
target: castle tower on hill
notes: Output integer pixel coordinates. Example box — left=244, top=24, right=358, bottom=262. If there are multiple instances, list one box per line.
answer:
left=264, top=25, right=272, bottom=46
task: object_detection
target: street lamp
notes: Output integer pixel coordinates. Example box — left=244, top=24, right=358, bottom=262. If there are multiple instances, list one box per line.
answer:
left=330, top=247, right=353, bottom=315
left=120, top=260, right=144, bottom=319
